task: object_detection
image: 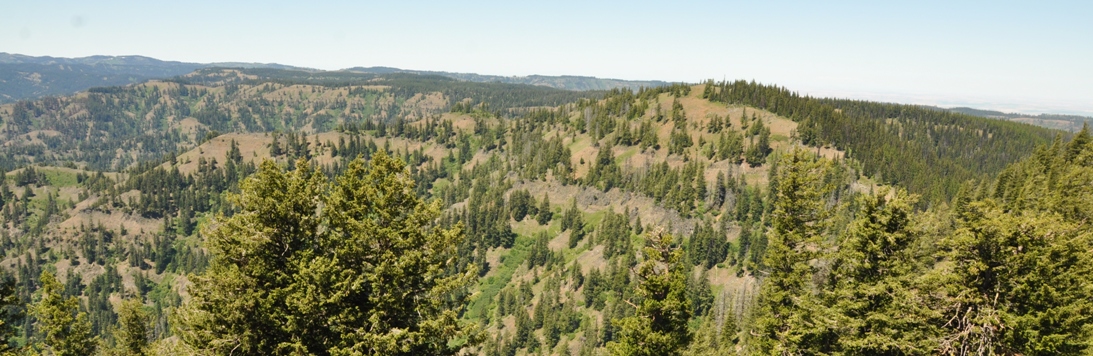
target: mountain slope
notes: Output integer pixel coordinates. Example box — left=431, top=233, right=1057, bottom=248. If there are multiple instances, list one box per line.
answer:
left=346, top=66, right=670, bottom=91
left=0, top=53, right=312, bottom=103
left=944, top=106, right=1092, bottom=132
left=0, top=72, right=1076, bottom=354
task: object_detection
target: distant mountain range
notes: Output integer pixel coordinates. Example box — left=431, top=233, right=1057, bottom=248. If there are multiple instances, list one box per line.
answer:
left=0, top=53, right=312, bottom=103
left=0, top=53, right=669, bottom=104
left=1, top=53, right=1088, bottom=131
left=344, top=66, right=670, bottom=91
left=938, top=106, right=1091, bottom=132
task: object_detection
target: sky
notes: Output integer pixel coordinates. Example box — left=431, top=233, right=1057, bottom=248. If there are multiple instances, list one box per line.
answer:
left=2, top=1, right=1091, bottom=115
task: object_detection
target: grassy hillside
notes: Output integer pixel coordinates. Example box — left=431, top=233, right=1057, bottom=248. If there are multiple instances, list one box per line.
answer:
left=0, top=73, right=1076, bottom=354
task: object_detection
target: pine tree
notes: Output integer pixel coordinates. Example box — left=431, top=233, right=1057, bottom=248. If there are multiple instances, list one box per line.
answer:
left=0, top=271, right=19, bottom=354
left=712, top=171, right=726, bottom=210
left=510, top=189, right=531, bottom=221
left=33, top=271, right=97, bottom=356
left=588, top=142, right=622, bottom=191
left=228, top=139, right=243, bottom=163
left=176, top=152, right=479, bottom=355
left=927, top=131, right=1093, bottom=354
left=935, top=199, right=1093, bottom=354
left=751, top=149, right=835, bottom=354
left=536, top=194, right=553, bottom=225
left=828, top=188, right=929, bottom=354
left=1064, top=122, right=1089, bottom=162
left=269, top=134, right=283, bottom=157
left=113, top=298, right=150, bottom=356
left=607, top=229, right=692, bottom=356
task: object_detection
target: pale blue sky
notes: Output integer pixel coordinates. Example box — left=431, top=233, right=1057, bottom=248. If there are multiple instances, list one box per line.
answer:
left=2, top=1, right=1091, bottom=115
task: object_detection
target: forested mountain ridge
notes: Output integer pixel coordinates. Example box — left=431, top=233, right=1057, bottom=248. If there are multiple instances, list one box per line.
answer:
left=942, top=106, right=1092, bottom=132
left=705, top=80, right=1058, bottom=204
left=0, top=52, right=663, bottom=105
left=0, top=68, right=603, bottom=171
left=0, top=71, right=1087, bottom=355
left=0, top=53, right=311, bottom=104
left=345, top=66, right=670, bottom=91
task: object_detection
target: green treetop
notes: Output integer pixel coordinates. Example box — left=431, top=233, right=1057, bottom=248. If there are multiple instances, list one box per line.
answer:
left=608, top=229, right=693, bottom=356
left=752, top=149, right=836, bottom=354
left=176, top=152, right=479, bottom=355
left=33, top=271, right=97, bottom=356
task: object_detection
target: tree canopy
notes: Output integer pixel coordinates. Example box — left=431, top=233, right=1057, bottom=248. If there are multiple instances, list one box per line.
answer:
left=175, top=152, right=479, bottom=355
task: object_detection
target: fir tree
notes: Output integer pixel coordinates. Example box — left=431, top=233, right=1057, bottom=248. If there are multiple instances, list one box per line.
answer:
left=113, top=298, right=150, bottom=356
left=176, top=152, right=479, bottom=355
left=607, top=229, right=692, bottom=356
left=828, top=188, right=928, bottom=354
left=536, top=194, right=553, bottom=225
left=752, top=149, right=835, bottom=354
left=0, top=271, right=19, bottom=354
left=33, top=271, right=97, bottom=356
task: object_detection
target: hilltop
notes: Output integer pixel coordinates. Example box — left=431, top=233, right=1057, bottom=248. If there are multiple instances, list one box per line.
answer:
left=0, top=53, right=667, bottom=105
left=0, top=53, right=312, bottom=104
left=943, top=106, right=1092, bottom=132
left=345, top=66, right=670, bottom=91
left=0, top=69, right=1082, bottom=354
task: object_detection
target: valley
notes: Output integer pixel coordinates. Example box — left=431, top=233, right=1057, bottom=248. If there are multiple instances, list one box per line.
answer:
left=0, top=68, right=1089, bottom=355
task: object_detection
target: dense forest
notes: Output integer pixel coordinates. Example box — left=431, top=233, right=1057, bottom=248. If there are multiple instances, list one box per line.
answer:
left=0, top=70, right=1088, bottom=355
left=704, top=80, right=1057, bottom=204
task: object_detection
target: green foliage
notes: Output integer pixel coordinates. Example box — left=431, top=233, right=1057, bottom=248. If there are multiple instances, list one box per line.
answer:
left=716, top=130, right=744, bottom=163
left=0, top=271, right=20, bottom=354
left=5, top=70, right=1091, bottom=356
left=526, top=232, right=555, bottom=269
left=668, top=126, right=694, bottom=156
left=828, top=188, right=931, bottom=354
left=587, top=142, right=623, bottom=192
left=709, top=79, right=1056, bottom=204
left=744, top=128, right=771, bottom=167
left=686, top=220, right=728, bottom=269
left=509, top=189, right=532, bottom=221
left=607, top=230, right=692, bottom=356
left=925, top=133, right=1093, bottom=354
left=599, top=209, right=634, bottom=259
left=536, top=193, right=553, bottom=225
left=752, top=149, right=836, bottom=354
left=32, top=271, right=97, bottom=356
left=113, top=298, right=150, bottom=356
left=928, top=126, right=1093, bottom=354
left=561, top=199, right=586, bottom=247
left=175, top=152, right=479, bottom=355
left=744, top=133, right=1093, bottom=354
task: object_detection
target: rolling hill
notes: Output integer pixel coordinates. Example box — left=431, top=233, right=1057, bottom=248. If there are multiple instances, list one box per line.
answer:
left=0, top=69, right=1085, bottom=354
left=0, top=53, right=312, bottom=104
left=345, top=66, right=670, bottom=91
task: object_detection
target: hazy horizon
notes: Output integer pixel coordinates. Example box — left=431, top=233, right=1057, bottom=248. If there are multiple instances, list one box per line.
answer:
left=3, top=1, right=1091, bottom=116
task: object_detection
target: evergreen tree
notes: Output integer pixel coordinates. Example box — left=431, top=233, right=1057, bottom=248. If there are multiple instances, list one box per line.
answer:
left=0, top=271, right=19, bottom=354
left=928, top=130, right=1093, bottom=354
left=509, top=189, right=531, bottom=221
left=176, top=152, right=479, bottom=355
left=607, top=229, right=692, bottom=356
left=751, top=149, right=835, bottom=354
left=829, top=188, right=929, bottom=354
left=269, top=134, right=283, bottom=157
left=113, top=298, right=150, bottom=356
left=33, top=271, right=97, bottom=356
left=588, top=142, right=622, bottom=191
left=744, top=135, right=768, bottom=167
left=228, top=139, right=243, bottom=163
left=536, top=194, right=552, bottom=225
left=933, top=200, right=1093, bottom=354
